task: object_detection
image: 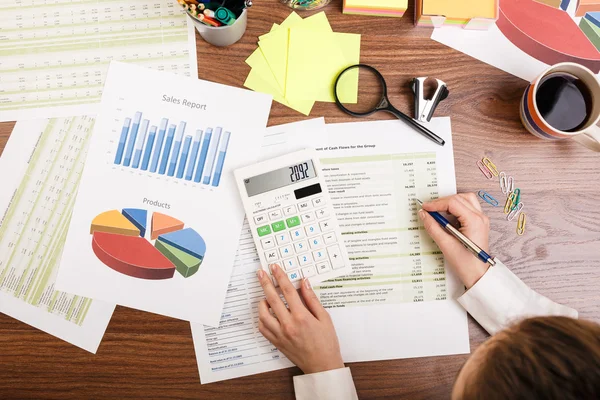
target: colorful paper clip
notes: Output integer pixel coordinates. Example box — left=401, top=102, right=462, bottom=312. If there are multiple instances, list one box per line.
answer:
left=512, top=188, right=521, bottom=211
left=477, top=160, right=494, bottom=179
left=504, top=191, right=517, bottom=214
left=507, top=176, right=514, bottom=194
left=482, top=157, right=499, bottom=177
left=517, top=213, right=526, bottom=236
left=499, top=172, right=508, bottom=194
left=507, top=202, right=524, bottom=221
left=478, top=190, right=499, bottom=207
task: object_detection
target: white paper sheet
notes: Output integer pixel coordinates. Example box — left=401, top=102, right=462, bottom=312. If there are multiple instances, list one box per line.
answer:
left=0, top=117, right=115, bottom=353
left=192, top=118, right=469, bottom=384
left=55, top=61, right=272, bottom=327
left=0, top=0, right=198, bottom=122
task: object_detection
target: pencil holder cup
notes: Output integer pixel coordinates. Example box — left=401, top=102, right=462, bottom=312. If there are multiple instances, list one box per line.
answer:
left=190, top=9, right=247, bottom=47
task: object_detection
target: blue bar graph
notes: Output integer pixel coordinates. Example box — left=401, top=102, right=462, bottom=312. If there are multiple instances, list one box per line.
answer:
left=150, top=118, right=168, bottom=173
left=159, top=124, right=176, bottom=175
left=176, top=135, right=193, bottom=179
left=211, top=131, right=230, bottom=187
left=167, top=121, right=187, bottom=177
left=114, top=117, right=131, bottom=165
left=113, top=113, right=230, bottom=187
left=123, top=112, right=142, bottom=167
left=185, top=130, right=203, bottom=181
left=141, top=126, right=157, bottom=171
left=194, top=129, right=212, bottom=183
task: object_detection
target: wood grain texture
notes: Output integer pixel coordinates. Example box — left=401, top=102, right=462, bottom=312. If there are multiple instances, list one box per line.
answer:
left=0, top=1, right=599, bottom=398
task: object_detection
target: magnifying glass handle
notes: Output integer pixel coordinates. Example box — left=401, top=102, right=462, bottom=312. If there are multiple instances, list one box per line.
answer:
left=387, top=107, right=446, bottom=146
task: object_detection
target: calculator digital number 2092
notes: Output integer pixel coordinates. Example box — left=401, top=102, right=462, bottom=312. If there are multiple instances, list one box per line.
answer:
left=234, top=149, right=351, bottom=289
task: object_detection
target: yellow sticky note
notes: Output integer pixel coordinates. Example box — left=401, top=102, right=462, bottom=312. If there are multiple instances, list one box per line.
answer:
left=244, top=69, right=314, bottom=116
left=332, top=32, right=361, bottom=104
left=258, top=12, right=333, bottom=93
left=286, top=29, right=360, bottom=103
left=422, top=0, right=496, bottom=19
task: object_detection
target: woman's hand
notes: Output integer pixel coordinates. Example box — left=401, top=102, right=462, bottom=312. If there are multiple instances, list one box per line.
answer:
left=420, top=193, right=491, bottom=289
left=256, top=264, right=344, bottom=374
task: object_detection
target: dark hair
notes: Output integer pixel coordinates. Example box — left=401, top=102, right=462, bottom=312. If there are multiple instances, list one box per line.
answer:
left=461, top=316, right=600, bottom=400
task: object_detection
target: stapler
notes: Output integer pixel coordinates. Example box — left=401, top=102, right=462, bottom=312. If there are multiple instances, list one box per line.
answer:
left=410, top=78, right=449, bottom=123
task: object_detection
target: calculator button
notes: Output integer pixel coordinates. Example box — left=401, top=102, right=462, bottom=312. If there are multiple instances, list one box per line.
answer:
left=294, top=240, right=308, bottom=254
left=300, top=212, right=315, bottom=223
left=261, top=237, right=275, bottom=249
left=301, top=265, right=317, bottom=278
left=312, top=197, right=325, bottom=207
left=285, top=216, right=301, bottom=228
left=305, top=224, right=320, bottom=237
left=316, top=262, right=331, bottom=274
left=275, top=232, right=290, bottom=245
left=269, top=209, right=282, bottom=220
left=257, top=225, right=272, bottom=237
left=327, top=245, right=345, bottom=269
left=282, top=257, right=298, bottom=271
left=254, top=214, right=267, bottom=224
left=312, top=249, right=327, bottom=262
left=290, top=228, right=305, bottom=241
left=264, top=251, right=278, bottom=263
left=283, top=205, right=297, bottom=215
left=298, top=201, right=311, bottom=211
left=309, top=236, right=323, bottom=249
left=323, top=232, right=337, bottom=245
left=316, top=208, right=330, bottom=219
left=319, top=220, right=332, bottom=232
left=297, top=253, right=312, bottom=266
left=287, top=270, right=302, bottom=283
left=271, top=220, right=286, bottom=232
left=279, top=245, right=294, bottom=258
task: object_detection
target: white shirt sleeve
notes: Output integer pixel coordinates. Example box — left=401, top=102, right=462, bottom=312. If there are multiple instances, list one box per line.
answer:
left=293, top=367, right=358, bottom=400
left=457, top=258, right=578, bottom=335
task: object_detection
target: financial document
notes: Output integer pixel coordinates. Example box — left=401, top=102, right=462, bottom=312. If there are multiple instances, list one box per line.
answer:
left=0, top=0, right=197, bottom=122
left=0, top=118, right=115, bottom=353
left=191, top=118, right=469, bottom=384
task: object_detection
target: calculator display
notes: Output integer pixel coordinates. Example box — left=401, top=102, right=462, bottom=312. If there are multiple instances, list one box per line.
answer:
left=244, top=160, right=317, bottom=197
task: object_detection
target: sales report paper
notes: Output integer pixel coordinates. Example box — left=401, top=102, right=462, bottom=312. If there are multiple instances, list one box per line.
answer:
left=191, top=118, right=469, bottom=383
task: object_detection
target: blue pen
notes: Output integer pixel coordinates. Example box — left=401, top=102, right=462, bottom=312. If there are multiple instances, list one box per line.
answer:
left=416, top=199, right=496, bottom=266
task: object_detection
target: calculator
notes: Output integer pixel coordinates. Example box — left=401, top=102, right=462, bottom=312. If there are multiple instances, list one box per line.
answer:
left=234, top=149, right=351, bottom=289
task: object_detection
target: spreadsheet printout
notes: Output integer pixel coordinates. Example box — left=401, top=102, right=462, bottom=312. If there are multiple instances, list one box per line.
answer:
left=0, top=117, right=115, bottom=353
left=0, top=0, right=198, bottom=122
left=192, top=118, right=469, bottom=383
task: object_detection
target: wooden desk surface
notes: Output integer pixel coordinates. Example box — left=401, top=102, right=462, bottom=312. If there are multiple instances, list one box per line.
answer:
left=1, top=1, right=599, bottom=398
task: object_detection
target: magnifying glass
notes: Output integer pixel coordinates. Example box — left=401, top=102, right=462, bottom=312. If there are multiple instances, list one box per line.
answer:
left=334, top=64, right=446, bottom=146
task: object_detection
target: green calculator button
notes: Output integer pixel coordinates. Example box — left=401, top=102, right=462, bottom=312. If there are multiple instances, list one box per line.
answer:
left=286, top=216, right=301, bottom=228
left=257, top=225, right=272, bottom=237
left=271, top=221, right=286, bottom=232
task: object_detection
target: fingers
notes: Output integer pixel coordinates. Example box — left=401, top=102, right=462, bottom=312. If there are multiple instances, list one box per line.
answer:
left=270, top=264, right=306, bottom=313
left=258, top=298, right=282, bottom=340
left=256, top=268, right=290, bottom=322
left=299, top=278, right=329, bottom=321
left=458, top=192, right=482, bottom=212
left=418, top=209, right=456, bottom=249
left=422, top=195, right=480, bottom=227
left=258, top=318, right=279, bottom=345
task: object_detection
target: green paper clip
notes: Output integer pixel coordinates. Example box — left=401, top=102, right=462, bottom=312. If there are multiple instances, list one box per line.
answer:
left=512, top=188, right=521, bottom=211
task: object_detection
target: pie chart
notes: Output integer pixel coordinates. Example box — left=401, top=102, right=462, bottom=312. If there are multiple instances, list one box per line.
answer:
left=90, top=209, right=206, bottom=280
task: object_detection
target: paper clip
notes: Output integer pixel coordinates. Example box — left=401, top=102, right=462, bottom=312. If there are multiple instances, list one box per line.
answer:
left=507, top=176, right=514, bottom=194
left=499, top=172, right=508, bottom=194
left=482, top=157, right=499, bottom=177
left=517, top=213, right=526, bottom=236
left=512, top=188, right=521, bottom=211
left=478, top=190, right=499, bottom=207
left=504, top=191, right=517, bottom=214
left=507, top=202, right=524, bottom=221
left=477, top=160, right=494, bottom=179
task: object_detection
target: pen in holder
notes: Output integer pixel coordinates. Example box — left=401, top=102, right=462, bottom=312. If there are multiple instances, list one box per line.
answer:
left=179, top=0, right=249, bottom=47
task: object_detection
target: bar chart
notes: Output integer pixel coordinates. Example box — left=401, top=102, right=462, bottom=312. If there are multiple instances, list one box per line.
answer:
left=114, top=112, right=231, bottom=187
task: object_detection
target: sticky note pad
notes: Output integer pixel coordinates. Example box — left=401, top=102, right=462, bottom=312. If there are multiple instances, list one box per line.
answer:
left=343, top=0, right=408, bottom=17
left=422, top=0, right=496, bottom=19
left=286, top=29, right=360, bottom=103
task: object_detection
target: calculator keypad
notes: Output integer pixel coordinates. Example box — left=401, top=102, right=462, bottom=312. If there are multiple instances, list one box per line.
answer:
left=256, top=196, right=346, bottom=283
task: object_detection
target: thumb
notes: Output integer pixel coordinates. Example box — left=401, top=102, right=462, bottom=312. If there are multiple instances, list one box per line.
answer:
left=299, top=278, right=328, bottom=321
left=418, top=209, right=455, bottom=251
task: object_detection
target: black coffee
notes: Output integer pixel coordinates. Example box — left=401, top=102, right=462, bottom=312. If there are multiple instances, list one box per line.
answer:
left=535, top=72, right=592, bottom=132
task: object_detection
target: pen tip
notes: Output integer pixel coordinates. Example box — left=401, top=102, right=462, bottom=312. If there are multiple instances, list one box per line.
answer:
left=415, top=198, right=423, bottom=205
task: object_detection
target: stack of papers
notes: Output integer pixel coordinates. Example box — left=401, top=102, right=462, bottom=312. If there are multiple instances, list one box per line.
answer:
left=243, top=12, right=361, bottom=116
left=343, top=0, right=408, bottom=17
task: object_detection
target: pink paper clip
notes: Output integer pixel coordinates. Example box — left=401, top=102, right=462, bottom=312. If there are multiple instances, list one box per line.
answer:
left=476, top=160, right=493, bottom=179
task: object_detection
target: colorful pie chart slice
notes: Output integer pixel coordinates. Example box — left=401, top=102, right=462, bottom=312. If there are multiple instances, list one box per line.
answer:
left=151, top=212, right=184, bottom=240
left=90, top=210, right=140, bottom=237
left=157, top=228, right=206, bottom=260
left=155, top=240, right=202, bottom=278
left=122, top=208, right=147, bottom=237
left=92, top=231, right=175, bottom=280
